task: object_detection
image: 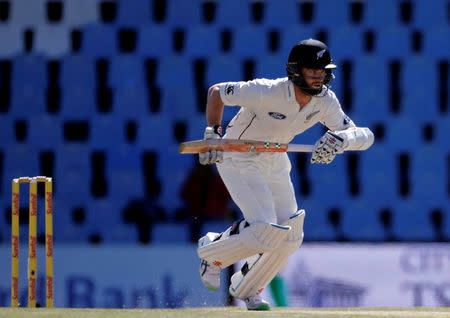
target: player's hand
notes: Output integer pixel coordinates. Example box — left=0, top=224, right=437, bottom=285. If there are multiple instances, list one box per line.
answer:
left=311, top=130, right=345, bottom=164
left=199, top=126, right=223, bottom=165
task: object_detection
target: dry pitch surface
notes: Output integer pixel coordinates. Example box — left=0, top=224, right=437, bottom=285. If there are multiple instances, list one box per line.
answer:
left=1, top=307, right=450, bottom=318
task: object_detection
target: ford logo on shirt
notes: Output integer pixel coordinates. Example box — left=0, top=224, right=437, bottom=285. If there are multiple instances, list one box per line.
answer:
left=268, top=112, right=286, bottom=120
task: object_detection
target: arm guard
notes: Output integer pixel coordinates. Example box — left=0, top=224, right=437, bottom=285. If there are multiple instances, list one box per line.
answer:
left=334, top=127, right=374, bottom=151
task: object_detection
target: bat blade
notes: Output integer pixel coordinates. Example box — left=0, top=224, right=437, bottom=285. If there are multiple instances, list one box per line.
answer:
left=179, top=139, right=314, bottom=154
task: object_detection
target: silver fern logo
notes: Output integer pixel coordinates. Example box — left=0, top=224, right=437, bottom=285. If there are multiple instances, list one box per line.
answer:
left=317, top=49, right=326, bottom=59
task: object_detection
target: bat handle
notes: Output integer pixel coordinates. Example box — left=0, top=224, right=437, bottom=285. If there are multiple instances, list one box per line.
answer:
left=287, top=144, right=315, bottom=153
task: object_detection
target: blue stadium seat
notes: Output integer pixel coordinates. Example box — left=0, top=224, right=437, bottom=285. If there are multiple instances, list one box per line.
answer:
left=413, top=0, right=448, bottom=28
left=377, top=26, right=411, bottom=59
left=97, top=222, right=139, bottom=243
left=114, top=84, right=149, bottom=118
left=206, top=55, right=242, bottom=86
left=137, top=25, right=172, bottom=58
left=56, top=144, right=91, bottom=173
left=110, top=55, right=144, bottom=89
left=110, top=56, right=148, bottom=117
left=359, top=147, right=397, bottom=206
left=12, top=54, right=46, bottom=88
left=264, top=0, right=299, bottom=27
left=11, top=54, right=46, bottom=116
left=442, top=207, right=450, bottom=241
left=60, top=56, right=96, bottom=118
left=434, top=117, right=450, bottom=152
left=90, top=115, right=123, bottom=149
left=301, top=198, right=337, bottom=241
left=0, top=115, right=15, bottom=146
left=328, top=26, right=363, bottom=61
left=3, top=144, right=40, bottom=183
left=165, top=0, right=202, bottom=27
left=51, top=198, right=90, bottom=243
left=279, top=25, right=315, bottom=57
left=423, top=27, right=450, bottom=60
left=392, top=199, right=435, bottom=241
left=352, top=55, right=390, bottom=125
left=185, top=26, right=221, bottom=59
left=341, top=198, right=386, bottom=241
left=186, top=114, right=205, bottom=141
left=152, top=223, right=191, bottom=243
left=158, top=145, right=195, bottom=215
left=55, top=144, right=91, bottom=204
left=107, top=143, right=141, bottom=171
left=0, top=26, right=22, bottom=57
left=308, top=156, right=350, bottom=206
left=157, top=56, right=194, bottom=89
left=86, top=198, right=137, bottom=243
left=64, top=0, right=99, bottom=27
left=108, top=169, right=145, bottom=208
left=82, top=24, right=116, bottom=57
left=315, top=0, right=349, bottom=27
left=10, top=0, right=45, bottom=26
left=401, top=56, right=438, bottom=122
left=137, top=114, right=173, bottom=149
left=117, top=0, right=151, bottom=26
left=385, top=115, right=421, bottom=152
left=28, top=114, right=63, bottom=147
left=232, top=26, right=267, bottom=58
left=35, top=26, right=69, bottom=57
left=159, top=80, right=197, bottom=119
left=410, top=145, right=446, bottom=203
left=61, top=55, right=96, bottom=89
left=61, top=89, right=96, bottom=118
left=215, top=0, right=251, bottom=27
left=362, top=0, right=399, bottom=28
left=11, top=84, right=46, bottom=117
left=255, top=55, right=285, bottom=79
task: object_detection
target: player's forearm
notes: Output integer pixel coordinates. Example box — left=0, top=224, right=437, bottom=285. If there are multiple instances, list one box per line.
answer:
left=206, top=85, right=225, bottom=126
left=335, top=127, right=374, bottom=151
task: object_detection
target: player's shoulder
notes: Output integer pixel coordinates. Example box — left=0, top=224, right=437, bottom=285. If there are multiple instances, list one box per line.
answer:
left=251, top=77, right=289, bottom=88
left=249, top=77, right=290, bottom=97
left=319, top=87, right=340, bottom=106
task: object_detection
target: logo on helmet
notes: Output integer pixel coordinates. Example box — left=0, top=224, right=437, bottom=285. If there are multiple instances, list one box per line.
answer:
left=317, top=49, right=326, bottom=59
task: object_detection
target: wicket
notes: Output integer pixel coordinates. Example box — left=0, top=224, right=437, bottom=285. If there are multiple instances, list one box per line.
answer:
left=11, top=176, right=54, bottom=308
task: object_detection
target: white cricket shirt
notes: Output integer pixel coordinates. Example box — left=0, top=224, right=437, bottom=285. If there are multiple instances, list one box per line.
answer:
left=218, top=77, right=354, bottom=144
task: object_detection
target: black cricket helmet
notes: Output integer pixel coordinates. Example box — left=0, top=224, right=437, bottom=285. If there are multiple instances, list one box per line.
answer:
left=286, top=39, right=336, bottom=96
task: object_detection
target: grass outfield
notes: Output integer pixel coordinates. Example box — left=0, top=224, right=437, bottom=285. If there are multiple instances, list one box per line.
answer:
left=0, top=307, right=450, bottom=318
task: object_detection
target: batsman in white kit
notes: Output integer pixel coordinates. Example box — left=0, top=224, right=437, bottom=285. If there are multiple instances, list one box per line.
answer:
left=197, top=39, right=374, bottom=310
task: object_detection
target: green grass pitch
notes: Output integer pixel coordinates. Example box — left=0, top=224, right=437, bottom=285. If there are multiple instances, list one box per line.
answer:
left=0, top=307, right=450, bottom=318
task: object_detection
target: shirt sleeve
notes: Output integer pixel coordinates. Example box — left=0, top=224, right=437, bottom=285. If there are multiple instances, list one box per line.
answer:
left=217, top=80, right=262, bottom=110
left=320, top=91, right=355, bottom=131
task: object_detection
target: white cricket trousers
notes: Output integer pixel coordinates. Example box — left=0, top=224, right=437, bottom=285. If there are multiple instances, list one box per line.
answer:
left=216, top=152, right=298, bottom=225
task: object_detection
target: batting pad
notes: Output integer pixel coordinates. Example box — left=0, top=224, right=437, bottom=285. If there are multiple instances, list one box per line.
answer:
left=197, top=221, right=291, bottom=269
left=229, top=209, right=305, bottom=299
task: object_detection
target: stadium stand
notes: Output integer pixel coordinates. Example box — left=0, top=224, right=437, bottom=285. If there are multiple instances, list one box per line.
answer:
left=0, top=0, right=449, bottom=244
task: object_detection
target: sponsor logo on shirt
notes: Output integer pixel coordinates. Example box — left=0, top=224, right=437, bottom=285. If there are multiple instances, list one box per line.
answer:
left=268, top=112, right=286, bottom=120
left=225, top=84, right=235, bottom=95
left=305, top=110, right=320, bottom=121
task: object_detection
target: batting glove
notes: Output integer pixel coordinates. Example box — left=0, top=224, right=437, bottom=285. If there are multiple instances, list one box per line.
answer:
left=199, top=125, right=223, bottom=165
left=311, top=130, right=345, bottom=164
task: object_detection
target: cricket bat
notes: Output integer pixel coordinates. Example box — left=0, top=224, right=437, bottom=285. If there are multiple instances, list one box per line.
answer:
left=179, top=139, right=315, bottom=154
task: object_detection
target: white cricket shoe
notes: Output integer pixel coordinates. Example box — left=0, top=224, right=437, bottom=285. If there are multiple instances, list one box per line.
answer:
left=199, top=259, right=221, bottom=291
left=245, top=294, right=270, bottom=311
